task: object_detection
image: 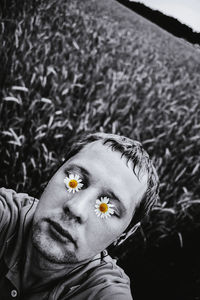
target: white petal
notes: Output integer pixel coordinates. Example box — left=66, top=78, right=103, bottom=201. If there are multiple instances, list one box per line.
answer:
left=102, top=197, right=109, bottom=203
left=74, top=174, right=80, bottom=180
left=108, top=208, right=115, bottom=213
left=95, top=210, right=101, bottom=217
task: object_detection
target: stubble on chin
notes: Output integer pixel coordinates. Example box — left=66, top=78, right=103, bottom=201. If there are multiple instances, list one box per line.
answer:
left=31, top=221, right=78, bottom=264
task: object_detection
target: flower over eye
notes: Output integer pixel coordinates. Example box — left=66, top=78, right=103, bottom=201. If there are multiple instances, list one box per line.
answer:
left=94, top=197, right=115, bottom=219
left=64, top=174, right=83, bottom=193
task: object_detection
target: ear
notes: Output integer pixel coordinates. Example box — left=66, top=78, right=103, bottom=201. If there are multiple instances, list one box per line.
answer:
left=113, top=222, right=141, bottom=246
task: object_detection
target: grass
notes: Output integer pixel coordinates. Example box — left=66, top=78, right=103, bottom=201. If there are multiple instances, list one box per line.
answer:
left=1, top=0, right=200, bottom=299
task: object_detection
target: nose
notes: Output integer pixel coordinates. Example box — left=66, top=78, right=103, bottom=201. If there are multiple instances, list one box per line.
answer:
left=63, top=188, right=96, bottom=224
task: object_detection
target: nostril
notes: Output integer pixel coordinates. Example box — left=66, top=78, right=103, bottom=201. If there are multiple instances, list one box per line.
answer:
left=76, top=216, right=82, bottom=224
left=63, top=203, right=83, bottom=224
left=63, top=205, right=70, bottom=215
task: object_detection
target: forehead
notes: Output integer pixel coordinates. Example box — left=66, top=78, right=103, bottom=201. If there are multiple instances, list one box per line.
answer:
left=65, top=141, right=148, bottom=211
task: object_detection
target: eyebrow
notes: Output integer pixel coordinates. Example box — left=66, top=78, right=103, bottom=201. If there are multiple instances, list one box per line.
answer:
left=106, top=191, right=127, bottom=214
left=64, top=164, right=90, bottom=178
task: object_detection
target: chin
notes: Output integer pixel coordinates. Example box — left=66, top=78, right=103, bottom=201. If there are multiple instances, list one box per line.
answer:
left=31, top=221, right=78, bottom=264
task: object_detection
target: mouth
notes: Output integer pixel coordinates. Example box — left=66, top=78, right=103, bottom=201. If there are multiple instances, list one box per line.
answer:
left=48, top=220, right=75, bottom=244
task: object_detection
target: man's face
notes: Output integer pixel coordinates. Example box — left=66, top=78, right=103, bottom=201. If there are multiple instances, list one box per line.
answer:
left=32, top=141, right=147, bottom=264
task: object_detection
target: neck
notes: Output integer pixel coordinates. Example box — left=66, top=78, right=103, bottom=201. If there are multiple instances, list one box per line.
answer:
left=22, top=234, right=79, bottom=292
left=22, top=233, right=100, bottom=293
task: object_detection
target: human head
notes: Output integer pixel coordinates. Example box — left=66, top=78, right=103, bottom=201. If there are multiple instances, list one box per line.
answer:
left=63, top=132, right=159, bottom=245
left=32, top=132, right=159, bottom=264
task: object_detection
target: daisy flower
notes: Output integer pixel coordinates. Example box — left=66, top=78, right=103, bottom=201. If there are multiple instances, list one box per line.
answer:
left=64, top=174, right=83, bottom=193
left=94, top=197, right=115, bottom=219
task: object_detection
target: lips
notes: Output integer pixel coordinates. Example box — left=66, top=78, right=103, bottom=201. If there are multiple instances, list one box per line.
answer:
left=48, top=220, right=75, bottom=244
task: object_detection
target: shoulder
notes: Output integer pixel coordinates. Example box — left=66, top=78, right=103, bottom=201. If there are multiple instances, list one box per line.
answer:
left=69, top=254, right=133, bottom=300
left=0, top=187, right=35, bottom=208
left=0, top=187, right=37, bottom=257
left=91, top=255, right=133, bottom=299
left=90, top=254, right=130, bottom=283
left=0, top=187, right=36, bottom=225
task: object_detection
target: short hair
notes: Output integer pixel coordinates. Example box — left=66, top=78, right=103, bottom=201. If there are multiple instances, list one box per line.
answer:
left=63, top=132, right=159, bottom=245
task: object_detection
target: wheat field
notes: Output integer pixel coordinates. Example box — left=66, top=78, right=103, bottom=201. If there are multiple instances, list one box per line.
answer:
left=0, top=0, right=200, bottom=298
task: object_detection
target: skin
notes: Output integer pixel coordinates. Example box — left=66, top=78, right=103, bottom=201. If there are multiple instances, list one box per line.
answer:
left=31, top=140, right=148, bottom=267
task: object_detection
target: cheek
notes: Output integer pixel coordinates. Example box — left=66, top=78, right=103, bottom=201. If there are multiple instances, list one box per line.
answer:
left=40, top=180, right=66, bottom=207
left=87, top=216, right=124, bottom=245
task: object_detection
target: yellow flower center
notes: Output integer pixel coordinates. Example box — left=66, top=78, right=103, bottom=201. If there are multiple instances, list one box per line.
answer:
left=69, top=179, right=78, bottom=188
left=99, top=203, right=108, bottom=213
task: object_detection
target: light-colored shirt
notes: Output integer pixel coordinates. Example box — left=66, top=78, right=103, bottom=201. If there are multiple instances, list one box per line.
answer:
left=0, top=188, right=133, bottom=300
